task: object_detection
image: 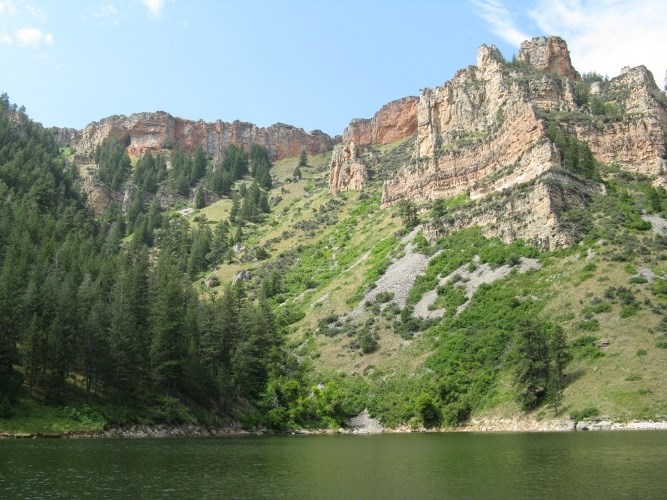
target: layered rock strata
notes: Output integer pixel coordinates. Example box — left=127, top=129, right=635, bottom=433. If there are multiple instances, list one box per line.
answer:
left=380, top=43, right=568, bottom=208
left=342, top=97, right=418, bottom=146
left=52, top=112, right=336, bottom=161
left=378, top=36, right=667, bottom=210
left=422, top=172, right=606, bottom=250
left=329, top=142, right=368, bottom=194
left=518, top=35, right=581, bottom=80
left=573, top=66, right=667, bottom=176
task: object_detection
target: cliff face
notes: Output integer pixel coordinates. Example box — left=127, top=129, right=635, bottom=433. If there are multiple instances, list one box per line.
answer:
left=324, top=36, right=667, bottom=248
left=574, top=66, right=667, bottom=176
left=342, top=97, right=418, bottom=146
left=376, top=37, right=667, bottom=209
left=328, top=142, right=368, bottom=194
left=380, top=43, right=569, bottom=208
left=52, top=112, right=337, bottom=161
left=423, top=173, right=606, bottom=250
left=518, top=35, right=581, bottom=80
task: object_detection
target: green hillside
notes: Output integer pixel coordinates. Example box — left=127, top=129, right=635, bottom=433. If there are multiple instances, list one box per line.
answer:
left=1, top=85, right=666, bottom=436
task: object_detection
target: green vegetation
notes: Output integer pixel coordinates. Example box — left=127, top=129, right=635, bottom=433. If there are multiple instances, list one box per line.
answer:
left=2, top=79, right=667, bottom=436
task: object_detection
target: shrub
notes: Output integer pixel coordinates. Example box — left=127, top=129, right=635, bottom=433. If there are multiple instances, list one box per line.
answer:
left=572, top=336, right=604, bottom=359
left=577, top=319, right=600, bottom=331
left=359, top=331, right=378, bottom=354
left=570, top=407, right=600, bottom=421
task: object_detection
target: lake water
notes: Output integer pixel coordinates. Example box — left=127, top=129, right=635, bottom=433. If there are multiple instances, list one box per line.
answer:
left=1, top=431, right=666, bottom=499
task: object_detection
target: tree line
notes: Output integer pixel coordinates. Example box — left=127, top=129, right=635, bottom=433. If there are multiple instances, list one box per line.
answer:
left=0, top=94, right=286, bottom=417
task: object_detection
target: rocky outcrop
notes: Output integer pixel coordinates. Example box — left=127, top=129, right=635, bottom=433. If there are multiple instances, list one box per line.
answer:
left=380, top=43, right=569, bottom=208
left=422, top=172, right=606, bottom=250
left=51, top=112, right=336, bottom=161
left=328, top=141, right=368, bottom=194
left=574, top=66, right=667, bottom=176
left=518, top=36, right=581, bottom=80
left=377, top=36, right=667, bottom=220
left=342, top=97, right=418, bottom=146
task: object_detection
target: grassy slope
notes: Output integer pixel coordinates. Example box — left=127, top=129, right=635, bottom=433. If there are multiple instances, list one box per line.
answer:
left=238, top=142, right=667, bottom=425
left=4, top=142, right=666, bottom=434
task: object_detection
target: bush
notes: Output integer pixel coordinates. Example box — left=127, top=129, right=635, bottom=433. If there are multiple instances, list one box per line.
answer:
left=414, top=393, right=440, bottom=427
left=570, top=407, right=600, bottom=421
left=572, top=336, right=604, bottom=359
left=577, top=319, right=600, bottom=331
left=359, top=331, right=378, bottom=354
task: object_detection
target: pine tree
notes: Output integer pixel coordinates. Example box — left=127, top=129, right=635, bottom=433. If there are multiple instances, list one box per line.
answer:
left=150, top=257, right=188, bottom=390
left=515, top=319, right=550, bottom=410
left=194, top=186, right=206, bottom=209
left=207, top=220, right=230, bottom=264
left=547, top=325, right=571, bottom=416
left=229, top=193, right=240, bottom=223
left=298, top=150, right=308, bottom=167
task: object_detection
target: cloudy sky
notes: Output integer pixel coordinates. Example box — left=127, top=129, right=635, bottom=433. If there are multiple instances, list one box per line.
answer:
left=1, top=0, right=664, bottom=135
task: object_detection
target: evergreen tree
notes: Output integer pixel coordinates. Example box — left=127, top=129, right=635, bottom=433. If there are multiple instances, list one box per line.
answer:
left=207, top=220, right=230, bottom=264
left=298, top=150, right=308, bottom=167
left=547, top=325, right=571, bottom=417
left=515, top=320, right=550, bottom=410
left=229, top=193, right=240, bottom=224
left=150, top=257, right=188, bottom=391
left=396, top=200, right=419, bottom=228
left=194, top=186, right=206, bottom=209
left=188, top=222, right=212, bottom=277
left=193, top=146, right=207, bottom=183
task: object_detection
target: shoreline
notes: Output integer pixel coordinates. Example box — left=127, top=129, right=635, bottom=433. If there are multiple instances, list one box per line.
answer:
left=2, top=418, right=667, bottom=439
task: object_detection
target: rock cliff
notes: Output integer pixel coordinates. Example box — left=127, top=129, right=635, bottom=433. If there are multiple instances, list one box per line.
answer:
left=375, top=37, right=666, bottom=209
left=423, top=172, right=606, bottom=250
left=518, top=35, right=580, bottom=80
left=342, top=97, right=418, bottom=146
left=329, top=141, right=368, bottom=194
left=380, top=42, right=570, bottom=208
left=573, top=65, right=667, bottom=176
left=52, top=111, right=337, bottom=161
left=324, top=36, right=667, bottom=248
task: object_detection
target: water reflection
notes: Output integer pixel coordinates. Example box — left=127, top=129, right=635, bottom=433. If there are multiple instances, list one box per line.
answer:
left=1, top=432, right=666, bottom=499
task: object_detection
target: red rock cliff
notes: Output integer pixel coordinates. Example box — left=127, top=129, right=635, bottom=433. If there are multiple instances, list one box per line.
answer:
left=342, top=96, right=418, bottom=146
left=52, top=111, right=337, bottom=161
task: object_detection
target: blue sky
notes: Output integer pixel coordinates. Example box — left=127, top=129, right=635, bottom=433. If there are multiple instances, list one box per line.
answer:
left=1, top=0, right=664, bottom=135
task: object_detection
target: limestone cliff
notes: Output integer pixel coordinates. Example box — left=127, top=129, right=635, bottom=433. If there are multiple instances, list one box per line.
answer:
left=380, top=42, right=570, bottom=208
left=423, top=172, right=606, bottom=250
left=573, top=66, right=667, bottom=176
left=342, top=97, right=418, bottom=146
left=329, top=142, right=368, bottom=194
left=518, top=36, right=580, bottom=80
left=52, top=111, right=336, bottom=161
left=377, top=37, right=666, bottom=209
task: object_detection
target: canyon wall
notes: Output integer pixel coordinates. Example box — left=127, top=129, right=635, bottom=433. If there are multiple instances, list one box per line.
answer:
left=52, top=112, right=337, bottom=161
left=342, top=97, right=418, bottom=146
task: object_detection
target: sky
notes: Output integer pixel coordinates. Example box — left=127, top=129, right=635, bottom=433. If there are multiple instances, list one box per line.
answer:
left=0, top=0, right=665, bottom=136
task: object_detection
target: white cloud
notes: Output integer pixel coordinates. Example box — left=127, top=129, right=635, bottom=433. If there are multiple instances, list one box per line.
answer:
left=25, top=4, right=46, bottom=23
left=142, top=0, right=165, bottom=17
left=15, top=26, right=53, bottom=48
left=92, top=3, right=118, bottom=18
left=0, top=32, right=11, bottom=45
left=472, top=0, right=530, bottom=46
left=527, top=0, right=666, bottom=85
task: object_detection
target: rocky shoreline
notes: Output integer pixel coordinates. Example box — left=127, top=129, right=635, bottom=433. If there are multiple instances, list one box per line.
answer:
left=2, top=416, right=667, bottom=439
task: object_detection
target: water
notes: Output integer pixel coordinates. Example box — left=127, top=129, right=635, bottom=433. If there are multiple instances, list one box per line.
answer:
left=1, top=432, right=666, bottom=499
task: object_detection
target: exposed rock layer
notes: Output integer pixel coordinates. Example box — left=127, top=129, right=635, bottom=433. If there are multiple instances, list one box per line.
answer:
left=328, top=141, right=368, bottom=194
left=375, top=36, right=667, bottom=211
left=52, top=112, right=337, bottom=161
left=518, top=35, right=581, bottom=80
left=422, top=172, right=606, bottom=250
left=342, top=97, right=418, bottom=146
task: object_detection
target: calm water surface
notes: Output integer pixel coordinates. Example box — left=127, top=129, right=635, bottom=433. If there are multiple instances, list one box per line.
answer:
left=1, top=431, right=666, bottom=499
